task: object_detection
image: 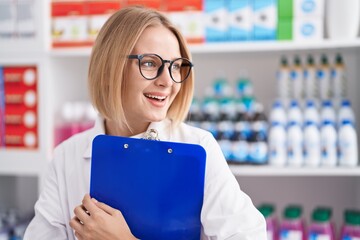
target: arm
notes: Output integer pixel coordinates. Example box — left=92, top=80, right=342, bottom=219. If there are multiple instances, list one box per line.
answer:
left=69, top=194, right=138, bottom=240
left=23, top=161, right=69, bottom=240
left=200, top=135, right=267, bottom=240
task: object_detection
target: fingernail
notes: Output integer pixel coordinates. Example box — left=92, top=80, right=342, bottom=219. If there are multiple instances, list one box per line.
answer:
left=91, top=198, right=98, bottom=203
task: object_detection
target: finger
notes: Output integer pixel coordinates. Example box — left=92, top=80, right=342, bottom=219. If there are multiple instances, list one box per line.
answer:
left=82, top=194, right=99, bottom=215
left=95, top=201, right=122, bottom=217
left=74, top=230, right=84, bottom=240
left=73, top=205, right=90, bottom=223
left=69, top=216, right=84, bottom=233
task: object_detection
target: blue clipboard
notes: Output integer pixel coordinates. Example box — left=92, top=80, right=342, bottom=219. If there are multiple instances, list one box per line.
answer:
left=90, top=134, right=206, bottom=240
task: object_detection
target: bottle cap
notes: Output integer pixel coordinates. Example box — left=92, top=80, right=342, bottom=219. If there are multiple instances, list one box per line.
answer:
left=344, top=210, right=360, bottom=226
left=284, top=205, right=302, bottom=219
left=258, top=204, right=275, bottom=218
left=312, top=207, right=331, bottom=222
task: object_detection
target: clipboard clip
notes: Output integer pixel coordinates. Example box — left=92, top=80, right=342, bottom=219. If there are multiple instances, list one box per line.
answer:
left=142, top=129, right=160, bottom=141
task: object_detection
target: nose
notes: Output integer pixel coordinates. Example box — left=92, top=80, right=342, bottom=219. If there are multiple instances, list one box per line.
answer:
left=154, top=62, right=173, bottom=87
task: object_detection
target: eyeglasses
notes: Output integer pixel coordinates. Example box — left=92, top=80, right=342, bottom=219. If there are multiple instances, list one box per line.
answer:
left=128, top=54, right=193, bottom=83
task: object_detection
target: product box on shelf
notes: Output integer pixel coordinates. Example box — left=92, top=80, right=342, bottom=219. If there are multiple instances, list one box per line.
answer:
left=228, top=0, right=252, bottom=41
left=252, top=0, right=277, bottom=40
left=16, top=0, right=36, bottom=38
left=126, top=0, right=162, bottom=10
left=2, top=66, right=38, bottom=149
left=0, top=67, right=5, bottom=147
left=87, top=1, right=121, bottom=41
left=0, top=0, right=37, bottom=39
left=0, top=0, right=16, bottom=38
left=51, top=1, right=91, bottom=48
left=203, top=0, right=228, bottom=42
left=164, top=0, right=204, bottom=44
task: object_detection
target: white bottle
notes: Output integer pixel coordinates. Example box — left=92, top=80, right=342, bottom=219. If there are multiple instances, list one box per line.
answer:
left=287, top=121, right=303, bottom=167
left=303, top=121, right=321, bottom=167
left=337, top=99, right=356, bottom=128
left=320, top=120, right=338, bottom=167
left=332, top=53, right=347, bottom=99
left=320, top=100, right=336, bottom=125
left=326, top=0, right=360, bottom=40
left=303, top=99, right=320, bottom=127
left=304, top=55, right=317, bottom=99
left=317, top=54, right=331, bottom=99
left=277, top=56, right=291, bottom=99
left=268, top=121, right=287, bottom=166
left=338, top=120, right=358, bottom=166
left=287, top=100, right=303, bottom=127
left=290, top=55, right=304, bottom=99
left=269, top=100, right=288, bottom=127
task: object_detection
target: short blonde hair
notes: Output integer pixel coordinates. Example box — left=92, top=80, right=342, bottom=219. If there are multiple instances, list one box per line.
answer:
left=88, top=6, right=194, bottom=130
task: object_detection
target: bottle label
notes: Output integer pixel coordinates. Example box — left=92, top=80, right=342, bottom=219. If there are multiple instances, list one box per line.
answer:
left=280, top=229, right=302, bottom=240
left=249, top=142, right=268, bottom=164
left=309, top=232, right=331, bottom=240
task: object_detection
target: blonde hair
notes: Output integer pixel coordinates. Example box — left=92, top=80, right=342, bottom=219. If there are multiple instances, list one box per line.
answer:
left=88, top=6, right=194, bottom=130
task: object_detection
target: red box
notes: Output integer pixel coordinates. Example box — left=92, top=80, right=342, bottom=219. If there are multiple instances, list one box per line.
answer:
left=3, top=66, right=38, bottom=149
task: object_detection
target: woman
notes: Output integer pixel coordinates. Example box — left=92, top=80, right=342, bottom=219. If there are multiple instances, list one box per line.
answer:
left=24, top=6, right=266, bottom=240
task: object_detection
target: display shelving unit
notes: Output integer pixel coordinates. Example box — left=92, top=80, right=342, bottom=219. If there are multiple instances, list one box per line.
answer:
left=1, top=1, right=360, bottom=231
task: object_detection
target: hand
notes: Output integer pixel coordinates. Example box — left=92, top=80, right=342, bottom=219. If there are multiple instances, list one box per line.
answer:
left=69, top=194, right=137, bottom=240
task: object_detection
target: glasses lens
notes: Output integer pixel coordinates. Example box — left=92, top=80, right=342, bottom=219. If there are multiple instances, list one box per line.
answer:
left=171, top=58, right=192, bottom=83
left=139, top=54, right=162, bottom=80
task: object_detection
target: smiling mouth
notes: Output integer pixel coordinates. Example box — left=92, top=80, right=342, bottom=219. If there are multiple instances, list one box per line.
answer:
left=144, top=94, right=167, bottom=102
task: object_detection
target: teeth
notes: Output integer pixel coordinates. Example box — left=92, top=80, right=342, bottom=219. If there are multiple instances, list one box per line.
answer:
left=145, top=94, right=166, bottom=100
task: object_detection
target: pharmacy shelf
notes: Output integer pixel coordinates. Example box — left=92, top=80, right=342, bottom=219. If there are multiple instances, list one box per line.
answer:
left=0, top=150, right=47, bottom=177
left=230, top=165, right=360, bottom=176
left=48, top=38, right=360, bottom=57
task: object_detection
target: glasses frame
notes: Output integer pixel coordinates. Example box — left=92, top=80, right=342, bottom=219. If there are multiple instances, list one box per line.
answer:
left=128, top=53, right=193, bottom=83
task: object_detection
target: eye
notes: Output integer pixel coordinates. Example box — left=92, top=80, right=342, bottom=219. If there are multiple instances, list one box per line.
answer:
left=171, top=61, right=182, bottom=72
left=141, top=59, right=157, bottom=69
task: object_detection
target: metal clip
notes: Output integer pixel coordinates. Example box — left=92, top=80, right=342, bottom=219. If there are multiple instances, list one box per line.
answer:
left=142, top=129, right=160, bottom=141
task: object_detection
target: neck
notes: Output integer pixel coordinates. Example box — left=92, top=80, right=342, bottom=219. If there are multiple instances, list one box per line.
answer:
left=105, top=119, right=149, bottom=137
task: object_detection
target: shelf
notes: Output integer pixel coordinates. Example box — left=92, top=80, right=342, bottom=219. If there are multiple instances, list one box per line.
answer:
left=48, top=38, right=360, bottom=57
left=230, top=165, right=360, bottom=177
left=0, top=149, right=47, bottom=177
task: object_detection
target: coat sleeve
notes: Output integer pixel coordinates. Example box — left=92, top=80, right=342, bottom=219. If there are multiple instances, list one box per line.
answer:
left=23, top=150, right=71, bottom=240
left=200, top=134, right=267, bottom=240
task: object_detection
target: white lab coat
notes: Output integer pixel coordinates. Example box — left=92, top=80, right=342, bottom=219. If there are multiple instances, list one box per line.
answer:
left=24, top=116, right=266, bottom=240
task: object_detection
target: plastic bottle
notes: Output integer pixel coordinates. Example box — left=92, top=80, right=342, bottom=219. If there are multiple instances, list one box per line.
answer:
left=279, top=205, right=306, bottom=240
left=317, top=54, right=331, bottom=99
left=320, top=100, right=336, bottom=125
left=248, top=104, right=268, bottom=165
left=231, top=120, right=250, bottom=164
left=331, top=53, right=347, bottom=99
left=303, top=100, right=320, bottom=128
left=287, top=100, right=303, bottom=128
left=269, top=100, right=288, bottom=127
left=338, top=120, right=358, bottom=167
left=187, top=98, right=203, bottom=127
left=320, top=121, right=338, bottom=167
left=217, top=98, right=235, bottom=161
left=304, top=55, right=317, bottom=99
left=290, top=55, right=304, bottom=99
left=340, top=209, right=360, bottom=240
left=258, top=203, right=278, bottom=240
left=277, top=56, right=291, bottom=99
left=235, top=71, right=253, bottom=99
left=337, top=99, right=356, bottom=128
left=232, top=103, right=251, bottom=163
left=308, top=207, right=335, bottom=240
left=287, top=121, right=304, bottom=167
left=268, top=121, right=287, bottom=166
left=212, top=73, right=233, bottom=98
left=79, top=102, right=97, bottom=132
left=303, top=121, right=321, bottom=167
left=200, top=97, right=220, bottom=139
